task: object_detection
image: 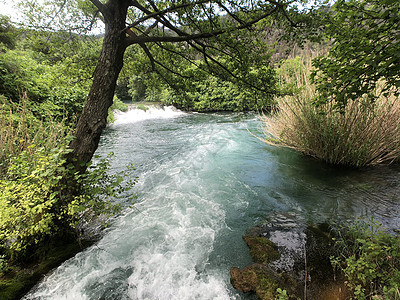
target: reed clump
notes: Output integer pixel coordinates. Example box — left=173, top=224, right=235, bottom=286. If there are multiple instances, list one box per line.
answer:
left=263, top=57, right=400, bottom=167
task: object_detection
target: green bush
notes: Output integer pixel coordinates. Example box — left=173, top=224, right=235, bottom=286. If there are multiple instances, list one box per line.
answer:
left=332, top=219, right=400, bottom=299
left=0, top=23, right=134, bottom=264
left=0, top=145, right=72, bottom=256
left=0, top=95, right=70, bottom=176
left=107, top=96, right=129, bottom=123
left=0, top=144, right=136, bottom=259
left=165, top=65, right=276, bottom=112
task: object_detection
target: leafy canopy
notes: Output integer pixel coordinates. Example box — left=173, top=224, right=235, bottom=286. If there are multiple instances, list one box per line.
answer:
left=312, top=0, right=400, bottom=108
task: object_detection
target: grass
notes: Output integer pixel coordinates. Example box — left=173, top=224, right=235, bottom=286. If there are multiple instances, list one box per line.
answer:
left=263, top=56, right=400, bottom=167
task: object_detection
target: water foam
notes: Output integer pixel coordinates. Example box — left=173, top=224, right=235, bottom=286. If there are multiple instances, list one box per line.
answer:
left=112, top=105, right=186, bottom=125
left=24, top=189, right=232, bottom=299
left=24, top=118, right=240, bottom=300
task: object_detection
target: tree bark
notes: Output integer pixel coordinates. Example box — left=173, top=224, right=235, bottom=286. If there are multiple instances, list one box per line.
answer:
left=68, top=0, right=130, bottom=173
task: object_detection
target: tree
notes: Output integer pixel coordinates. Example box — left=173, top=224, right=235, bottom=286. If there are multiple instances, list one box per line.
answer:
left=0, top=15, right=18, bottom=49
left=312, top=0, right=400, bottom=109
left=20, top=0, right=321, bottom=173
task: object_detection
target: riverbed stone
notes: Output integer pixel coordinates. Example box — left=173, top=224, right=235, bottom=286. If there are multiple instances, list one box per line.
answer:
left=230, top=265, right=259, bottom=292
left=230, top=264, right=297, bottom=300
left=231, top=216, right=351, bottom=299
left=242, top=235, right=280, bottom=264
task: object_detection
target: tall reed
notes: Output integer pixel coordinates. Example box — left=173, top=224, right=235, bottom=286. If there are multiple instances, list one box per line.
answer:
left=263, top=57, right=400, bottom=167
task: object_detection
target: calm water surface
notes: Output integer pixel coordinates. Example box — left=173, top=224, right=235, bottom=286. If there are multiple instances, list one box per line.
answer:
left=24, top=107, right=400, bottom=299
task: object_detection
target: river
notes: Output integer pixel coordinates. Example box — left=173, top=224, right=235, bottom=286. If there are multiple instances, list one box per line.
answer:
left=24, top=106, right=400, bottom=299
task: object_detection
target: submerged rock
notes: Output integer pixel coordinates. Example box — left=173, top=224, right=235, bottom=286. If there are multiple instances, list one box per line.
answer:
left=231, top=230, right=300, bottom=299
left=243, top=235, right=280, bottom=264
left=230, top=264, right=297, bottom=300
left=230, top=213, right=349, bottom=299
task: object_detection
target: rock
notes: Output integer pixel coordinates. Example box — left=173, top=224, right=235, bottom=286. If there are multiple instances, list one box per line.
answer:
left=230, top=265, right=258, bottom=293
left=243, top=236, right=280, bottom=264
left=230, top=214, right=350, bottom=299
left=230, top=264, right=298, bottom=300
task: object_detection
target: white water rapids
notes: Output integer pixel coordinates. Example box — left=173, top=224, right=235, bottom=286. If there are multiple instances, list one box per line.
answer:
left=24, top=106, right=400, bottom=300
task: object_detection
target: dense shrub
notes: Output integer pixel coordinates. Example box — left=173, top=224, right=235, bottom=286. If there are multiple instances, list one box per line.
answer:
left=0, top=145, right=136, bottom=259
left=0, top=31, right=133, bottom=261
left=0, top=32, right=100, bottom=124
left=0, top=145, right=70, bottom=255
left=332, top=219, right=400, bottom=299
left=163, top=65, right=277, bottom=112
left=0, top=92, right=135, bottom=259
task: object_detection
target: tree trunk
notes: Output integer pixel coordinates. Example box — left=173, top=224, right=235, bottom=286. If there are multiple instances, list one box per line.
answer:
left=68, top=1, right=129, bottom=173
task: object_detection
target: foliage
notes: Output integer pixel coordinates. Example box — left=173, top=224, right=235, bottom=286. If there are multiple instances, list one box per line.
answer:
left=0, top=145, right=72, bottom=255
left=331, top=218, right=400, bottom=299
left=0, top=15, right=18, bottom=49
left=0, top=254, right=9, bottom=274
left=67, top=152, right=137, bottom=229
left=276, top=56, right=310, bottom=95
left=165, top=64, right=277, bottom=112
left=1, top=71, right=133, bottom=261
left=0, top=95, right=70, bottom=176
left=18, top=0, right=101, bottom=34
left=275, top=288, right=289, bottom=300
left=0, top=22, right=135, bottom=262
left=0, top=31, right=100, bottom=123
left=311, top=0, right=400, bottom=109
left=107, top=96, right=129, bottom=123
left=120, top=44, right=277, bottom=112
left=0, top=144, right=136, bottom=259
left=263, top=56, right=400, bottom=167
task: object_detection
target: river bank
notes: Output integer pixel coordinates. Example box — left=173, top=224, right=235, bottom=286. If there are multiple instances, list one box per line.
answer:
left=0, top=238, right=95, bottom=300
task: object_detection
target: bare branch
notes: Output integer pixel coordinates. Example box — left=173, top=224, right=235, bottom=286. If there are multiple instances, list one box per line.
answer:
left=143, top=20, right=158, bottom=35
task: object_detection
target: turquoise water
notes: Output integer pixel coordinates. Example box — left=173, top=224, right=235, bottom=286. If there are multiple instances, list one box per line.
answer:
left=24, top=108, right=400, bottom=299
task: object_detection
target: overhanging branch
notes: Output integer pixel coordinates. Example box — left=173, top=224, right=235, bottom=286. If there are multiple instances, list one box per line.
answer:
left=125, top=0, right=212, bottom=31
left=125, top=7, right=278, bottom=46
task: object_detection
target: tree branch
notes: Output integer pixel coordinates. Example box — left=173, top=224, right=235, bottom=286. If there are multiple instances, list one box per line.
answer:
left=125, top=0, right=213, bottom=31
left=125, top=7, right=278, bottom=46
left=89, top=0, right=107, bottom=18
left=47, top=0, right=67, bottom=28
left=139, top=43, right=156, bottom=71
left=216, top=1, right=247, bottom=26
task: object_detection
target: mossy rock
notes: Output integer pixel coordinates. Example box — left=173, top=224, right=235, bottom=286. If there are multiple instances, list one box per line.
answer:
left=230, top=265, right=258, bottom=292
left=243, top=235, right=280, bottom=264
left=230, top=264, right=297, bottom=300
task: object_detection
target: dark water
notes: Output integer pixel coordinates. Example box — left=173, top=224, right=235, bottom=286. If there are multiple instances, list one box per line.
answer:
left=24, top=108, right=400, bottom=299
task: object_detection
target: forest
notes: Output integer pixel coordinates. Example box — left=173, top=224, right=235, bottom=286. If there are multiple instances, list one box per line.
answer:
left=0, top=0, right=399, bottom=299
